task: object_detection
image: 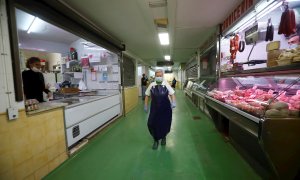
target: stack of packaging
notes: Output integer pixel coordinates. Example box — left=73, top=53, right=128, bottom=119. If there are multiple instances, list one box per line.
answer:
left=25, top=99, right=39, bottom=112
left=266, top=41, right=282, bottom=67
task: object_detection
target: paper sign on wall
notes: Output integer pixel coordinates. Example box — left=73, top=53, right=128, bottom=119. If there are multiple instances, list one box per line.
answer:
left=112, top=65, right=119, bottom=73
left=88, top=53, right=101, bottom=62
left=93, top=65, right=99, bottom=71
left=91, top=71, right=97, bottom=81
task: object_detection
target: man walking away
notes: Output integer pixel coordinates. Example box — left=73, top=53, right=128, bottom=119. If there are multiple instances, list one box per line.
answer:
left=171, top=77, right=177, bottom=88
left=141, top=73, right=148, bottom=100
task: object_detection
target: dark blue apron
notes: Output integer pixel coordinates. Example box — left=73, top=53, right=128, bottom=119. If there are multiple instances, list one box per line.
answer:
left=148, top=84, right=172, bottom=141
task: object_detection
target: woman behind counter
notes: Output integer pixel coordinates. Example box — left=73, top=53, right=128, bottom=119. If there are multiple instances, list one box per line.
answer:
left=22, top=57, right=50, bottom=102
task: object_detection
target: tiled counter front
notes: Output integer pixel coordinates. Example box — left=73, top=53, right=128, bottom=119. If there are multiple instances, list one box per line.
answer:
left=0, top=108, right=68, bottom=180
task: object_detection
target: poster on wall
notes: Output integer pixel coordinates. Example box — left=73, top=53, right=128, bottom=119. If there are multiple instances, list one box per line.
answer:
left=102, top=72, right=108, bottom=81
left=80, top=56, right=90, bottom=68
left=91, top=71, right=97, bottom=81
left=86, top=50, right=101, bottom=62
left=112, top=65, right=119, bottom=73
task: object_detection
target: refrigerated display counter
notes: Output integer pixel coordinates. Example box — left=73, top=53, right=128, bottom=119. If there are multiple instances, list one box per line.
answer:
left=189, top=76, right=216, bottom=115
left=205, top=74, right=300, bottom=179
left=184, top=80, right=195, bottom=99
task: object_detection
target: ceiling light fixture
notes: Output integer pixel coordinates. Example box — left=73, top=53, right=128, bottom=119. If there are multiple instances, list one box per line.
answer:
left=164, top=55, right=171, bottom=61
left=158, top=33, right=169, bottom=45
left=27, top=17, right=38, bottom=34
left=235, top=0, right=281, bottom=33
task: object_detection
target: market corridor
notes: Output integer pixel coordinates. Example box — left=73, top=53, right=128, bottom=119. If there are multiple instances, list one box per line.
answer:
left=44, top=91, right=260, bottom=180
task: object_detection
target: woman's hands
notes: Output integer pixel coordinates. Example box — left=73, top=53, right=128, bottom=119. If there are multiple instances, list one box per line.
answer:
left=171, top=101, right=176, bottom=108
left=144, top=96, right=149, bottom=113
left=144, top=105, right=148, bottom=113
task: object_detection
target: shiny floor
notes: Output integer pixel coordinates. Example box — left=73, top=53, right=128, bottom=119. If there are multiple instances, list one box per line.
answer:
left=44, top=91, right=261, bottom=180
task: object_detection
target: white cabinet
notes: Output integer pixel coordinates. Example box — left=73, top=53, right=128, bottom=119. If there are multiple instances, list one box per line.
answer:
left=64, top=94, right=121, bottom=147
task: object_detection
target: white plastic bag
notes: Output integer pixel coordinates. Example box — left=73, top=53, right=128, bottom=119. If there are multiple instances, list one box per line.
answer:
left=79, top=80, right=87, bottom=90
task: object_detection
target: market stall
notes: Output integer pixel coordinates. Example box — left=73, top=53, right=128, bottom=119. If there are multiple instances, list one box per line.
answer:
left=192, top=37, right=218, bottom=114
left=14, top=7, right=123, bottom=149
left=203, top=0, right=300, bottom=179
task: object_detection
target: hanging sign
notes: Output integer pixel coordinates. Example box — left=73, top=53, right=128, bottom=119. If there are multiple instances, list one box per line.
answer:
left=221, top=0, right=255, bottom=33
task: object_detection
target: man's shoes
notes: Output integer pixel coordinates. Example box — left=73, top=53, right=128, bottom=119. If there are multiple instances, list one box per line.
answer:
left=152, top=141, right=159, bottom=150
left=161, top=137, right=166, bottom=146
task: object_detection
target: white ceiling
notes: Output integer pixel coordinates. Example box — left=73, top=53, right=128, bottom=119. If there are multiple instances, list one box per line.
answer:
left=16, top=9, right=79, bottom=45
left=17, top=0, right=243, bottom=65
left=57, top=0, right=242, bottom=65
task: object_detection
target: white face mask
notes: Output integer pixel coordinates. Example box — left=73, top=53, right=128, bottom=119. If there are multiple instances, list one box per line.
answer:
left=155, top=77, right=163, bottom=83
left=290, top=44, right=298, bottom=49
left=31, top=67, right=41, bottom=72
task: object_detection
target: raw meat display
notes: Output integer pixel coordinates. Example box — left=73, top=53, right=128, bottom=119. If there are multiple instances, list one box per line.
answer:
left=208, top=87, right=300, bottom=118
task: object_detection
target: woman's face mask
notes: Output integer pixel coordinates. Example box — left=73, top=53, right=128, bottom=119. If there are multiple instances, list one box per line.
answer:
left=155, top=77, right=163, bottom=83
left=30, top=62, right=42, bottom=72
left=31, top=67, right=41, bottom=73
left=290, top=43, right=298, bottom=49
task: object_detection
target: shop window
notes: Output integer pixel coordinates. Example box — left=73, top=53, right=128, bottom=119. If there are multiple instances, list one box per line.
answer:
left=6, top=0, right=124, bottom=102
left=13, top=8, right=120, bottom=105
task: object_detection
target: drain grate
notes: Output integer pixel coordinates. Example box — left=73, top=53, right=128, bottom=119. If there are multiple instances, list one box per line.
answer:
left=192, top=116, right=201, bottom=120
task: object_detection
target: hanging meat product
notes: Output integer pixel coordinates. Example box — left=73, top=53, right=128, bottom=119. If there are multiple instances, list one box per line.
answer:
left=230, top=34, right=239, bottom=63
left=278, top=8, right=296, bottom=37
left=265, top=18, right=274, bottom=41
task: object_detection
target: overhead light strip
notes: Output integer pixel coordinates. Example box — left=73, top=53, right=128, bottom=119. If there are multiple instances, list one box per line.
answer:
left=235, top=1, right=282, bottom=33
left=164, top=55, right=171, bottom=61
left=27, top=17, right=38, bottom=34
left=158, top=32, right=169, bottom=45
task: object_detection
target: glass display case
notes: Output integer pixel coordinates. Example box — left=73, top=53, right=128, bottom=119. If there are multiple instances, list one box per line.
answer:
left=191, top=76, right=216, bottom=94
left=206, top=74, right=300, bottom=119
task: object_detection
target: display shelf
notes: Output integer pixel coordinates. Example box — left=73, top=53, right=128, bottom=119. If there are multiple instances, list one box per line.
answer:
left=221, top=63, right=300, bottom=77
left=205, top=95, right=261, bottom=124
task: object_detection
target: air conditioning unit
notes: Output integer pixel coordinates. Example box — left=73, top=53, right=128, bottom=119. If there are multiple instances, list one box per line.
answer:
left=244, top=22, right=267, bottom=45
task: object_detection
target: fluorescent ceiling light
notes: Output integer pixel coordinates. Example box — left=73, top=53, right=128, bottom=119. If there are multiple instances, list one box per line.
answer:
left=256, top=1, right=282, bottom=20
left=158, top=33, right=169, bottom=45
left=27, top=17, right=38, bottom=34
left=164, top=55, right=171, bottom=61
left=235, top=0, right=281, bottom=33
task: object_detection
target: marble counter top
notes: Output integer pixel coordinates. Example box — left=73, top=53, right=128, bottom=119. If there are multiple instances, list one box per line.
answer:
left=26, top=93, right=120, bottom=115
left=26, top=102, right=68, bottom=115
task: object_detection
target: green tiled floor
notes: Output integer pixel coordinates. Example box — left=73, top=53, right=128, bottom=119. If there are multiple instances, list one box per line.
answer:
left=44, top=91, right=261, bottom=180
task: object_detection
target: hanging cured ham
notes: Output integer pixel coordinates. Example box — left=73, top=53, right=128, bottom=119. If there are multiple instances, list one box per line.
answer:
left=278, top=9, right=296, bottom=37
left=230, top=34, right=239, bottom=63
